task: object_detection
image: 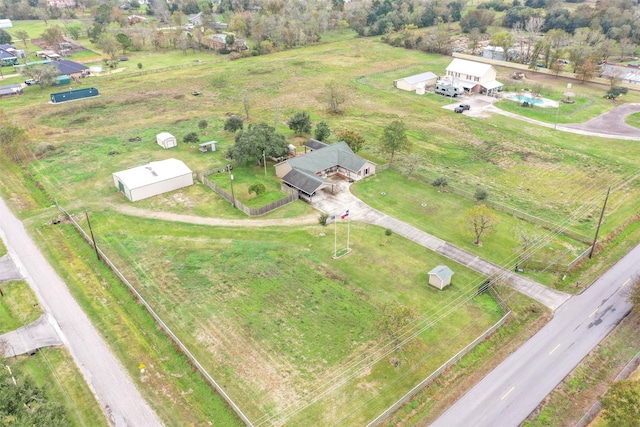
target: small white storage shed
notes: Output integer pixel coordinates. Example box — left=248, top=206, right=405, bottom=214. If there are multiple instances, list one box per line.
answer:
left=156, top=132, right=177, bottom=149
left=428, top=265, right=454, bottom=290
left=394, top=72, right=438, bottom=91
left=112, top=158, right=193, bottom=202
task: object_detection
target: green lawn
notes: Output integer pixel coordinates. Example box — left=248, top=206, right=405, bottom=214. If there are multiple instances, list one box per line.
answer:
left=10, top=348, right=108, bottom=427
left=625, top=112, right=640, bottom=128
left=0, top=281, right=42, bottom=334
left=87, top=211, right=501, bottom=424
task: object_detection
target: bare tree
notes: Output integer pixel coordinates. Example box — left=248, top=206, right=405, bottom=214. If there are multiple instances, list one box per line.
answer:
left=242, top=90, right=251, bottom=121
left=324, top=80, right=347, bottom=114
left=464, top=204, right=498, bottom=245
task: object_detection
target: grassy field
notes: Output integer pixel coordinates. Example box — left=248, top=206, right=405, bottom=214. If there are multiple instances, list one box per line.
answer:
left=84, top=210, right=501, bottom=424
left=626, top=112, right=640, bottom=128
left=0, top=280, right=42, bottom=334
left=1, top=28, right=640, bottom=425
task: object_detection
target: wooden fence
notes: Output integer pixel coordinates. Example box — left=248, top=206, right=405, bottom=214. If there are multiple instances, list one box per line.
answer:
left=56, top=202, right=254, bottom=426
left=199, top=173, right=299, bottom=216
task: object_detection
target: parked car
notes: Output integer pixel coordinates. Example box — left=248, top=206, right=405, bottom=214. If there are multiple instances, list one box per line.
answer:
left=454, top=104, right=470, bottom=113
left=24, top=79, right=38, bottom=86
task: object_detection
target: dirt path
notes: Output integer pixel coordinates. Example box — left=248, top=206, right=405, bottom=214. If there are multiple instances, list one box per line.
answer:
left=115, top=204, right=320, bottom=227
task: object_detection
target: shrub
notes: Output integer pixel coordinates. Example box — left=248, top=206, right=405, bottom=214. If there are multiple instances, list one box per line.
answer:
left=385, top=228, right=392, bottom=236
left=318, top=213, right=329, bottom=226
left=431, top=176, right=448, bottom=192
left=183, top=132, right=200, bottom=143
left=475, top=187, right=489, bottom=202
left=248, top=182, right=266, bottom=196
left=224, top=115, right=244, bottom=132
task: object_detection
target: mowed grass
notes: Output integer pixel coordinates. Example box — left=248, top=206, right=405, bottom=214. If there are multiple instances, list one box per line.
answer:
left=0, top=280, right=42, bottom=334
left=87, top=211, right=501, bottom=423
left=626, top=112, right=640, bottom=128
left=9, top=348, right=108, bottom=427
left=352, top=170, right=588, bottom=282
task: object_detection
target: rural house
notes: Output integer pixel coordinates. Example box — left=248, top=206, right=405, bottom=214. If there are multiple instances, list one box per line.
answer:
left=156, top=132, right=177, bottom=149
left=0, top=45, right=18, bottom=66
left=275, top=141, right=376, bottom=202
left=428, top=265, right=454, bottom=290
left=445, top=58, right=503, bottom=95
left=112, top=158, right=194, bottom=202
left=52, top=59, right=89, bottom=81
left=394, top=72, right=438, bottom=92
left=0, top=84, right=23, bottom=98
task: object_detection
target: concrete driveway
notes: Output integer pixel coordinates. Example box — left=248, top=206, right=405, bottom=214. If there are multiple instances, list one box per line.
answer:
left=313, top=179, right=570, bottom=310
left=1, top=314, right=63, bottom=357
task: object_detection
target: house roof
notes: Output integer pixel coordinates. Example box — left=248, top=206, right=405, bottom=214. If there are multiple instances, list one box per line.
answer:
left=157, top=132, right=175, bottom=140
left=446, top=58, right=493, bottom=78
left=282, top=168, right=332, bottom=195
left=396, top=72, right=437, bottom=85
left=53, top=59, right=88, bottom=75
left=482, top=80, right=503, bottom=90
left=113, top=158, right=192, bottom=190
left=0, top=49, right=16, bottom=59
left=288, top=141, right=369, bottom=173
left=304, top=139, right=328, bottom=150
left=0, top=44, right=15, bottom=50
left=0, top=84, right=23, bottom=96
left=428, top=265, right=454, bottom=280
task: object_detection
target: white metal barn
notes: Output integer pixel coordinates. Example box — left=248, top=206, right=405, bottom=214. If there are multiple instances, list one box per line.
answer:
left=156, top=132, right=177, bottom=149
left=394, top=72, right=438, bottom=91
left=112, top=158, right=193, bottom=202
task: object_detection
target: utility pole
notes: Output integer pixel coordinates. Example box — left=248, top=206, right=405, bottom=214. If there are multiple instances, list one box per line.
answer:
left=589, top=186, right=611, bottom=259
left=229, top=172, right=236, bottom=208
left=85, top=211, right=100, bottom=261
left=263, top=150, right=267, bottom=176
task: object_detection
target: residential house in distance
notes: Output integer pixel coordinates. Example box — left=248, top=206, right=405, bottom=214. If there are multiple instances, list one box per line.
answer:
left=444, top=58, right=503, bottom=95
left=275, top=141, right=376, bottom=202
left=52, top=59, right=89, bottom=81
left=0, top=84, right=23, bottom=98
left=0, top=19, right=12, bottom=29
left=0, top=44, right=18, bottom=66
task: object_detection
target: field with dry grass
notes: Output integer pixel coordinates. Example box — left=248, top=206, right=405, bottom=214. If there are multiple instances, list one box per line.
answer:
left=2, top=32, right=640, bottom=425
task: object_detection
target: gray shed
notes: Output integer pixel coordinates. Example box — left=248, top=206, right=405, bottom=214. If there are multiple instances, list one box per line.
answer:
left=428, top=265, right=454, bottom=290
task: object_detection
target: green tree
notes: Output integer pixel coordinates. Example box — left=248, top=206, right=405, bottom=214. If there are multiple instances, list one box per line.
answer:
left=67, top=24, right=82, bottom=40
left=40, top=25, right=64, bottom=47
left=600, top=379, right=640, bottom=426
left=0, top=29, right=11, bottom=44
left=474, top=186, right=488, bottom=202
left=183, top=132, right=200, bottom=143
left=0, top=365, right=69, bottom=425
left=98, top=32, right=121, bottom=60
left=248, top=182, right=266, bottom=196
left=625, top=274, right=640, bottom=312
left=116, top=33, right=133, bottom=54
left=20, top=64, right=59, bottom=89
left=314, top=120, right=330, bottom=141
left=198, top=119, right=209, bottom=134
left=463, top=204, right=498, bottom=245
left=380, top=120, right=410, bottom=164
left=14, top=29, right=29, bottom=50
left=224, top=115, right=244, bottom=132
left=287, top=111, right=312, bottom=135
left=337, top=129, right=365, bottom=153
left=228, top=122, right=288, bottom=166
left=490, top=31, right=515, bottom=60
left=460, top=9, right=495, bottom=33
left=575, top=57, right=597, bottom=83
left=431, top=176, right=448, bottom=193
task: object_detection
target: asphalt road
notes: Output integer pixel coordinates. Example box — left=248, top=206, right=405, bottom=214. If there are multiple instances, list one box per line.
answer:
left=431, top=242, right=640, bottom=427
left=0, top=197, right=162, bottom=427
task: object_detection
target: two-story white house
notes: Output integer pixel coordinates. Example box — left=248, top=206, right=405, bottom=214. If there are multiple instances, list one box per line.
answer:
left=445, top=58, right=503, bottom=95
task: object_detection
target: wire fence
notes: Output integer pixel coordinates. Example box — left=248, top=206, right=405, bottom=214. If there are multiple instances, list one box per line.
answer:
left=55, top=201, right=254, bottom=427
left=366, top=310, right=512, bottom=427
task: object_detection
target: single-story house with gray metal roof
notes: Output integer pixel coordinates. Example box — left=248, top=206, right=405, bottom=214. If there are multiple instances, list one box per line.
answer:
left=275, top=141, right=376, bottom=202
left=428, top=265, right=454, bottom=290
left=394, top=72, right=438, bottom=91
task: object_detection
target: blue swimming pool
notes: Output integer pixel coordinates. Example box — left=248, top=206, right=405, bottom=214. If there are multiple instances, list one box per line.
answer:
left=507, top=94, right=544, bottom=105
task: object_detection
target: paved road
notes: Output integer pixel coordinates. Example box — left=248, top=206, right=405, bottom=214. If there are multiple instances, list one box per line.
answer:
left=314, top=180, right=570, bottom=310
left=0, top=197, right=162, bottom=427
left=431, top=242, right=640, bottom=427
left=1, top=314, right=63, bottom=357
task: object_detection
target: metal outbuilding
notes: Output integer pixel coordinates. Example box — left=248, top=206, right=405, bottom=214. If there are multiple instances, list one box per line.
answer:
left=50, top=87, right=99, bottom=103
left=112, top=158, right=193, bottom=202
